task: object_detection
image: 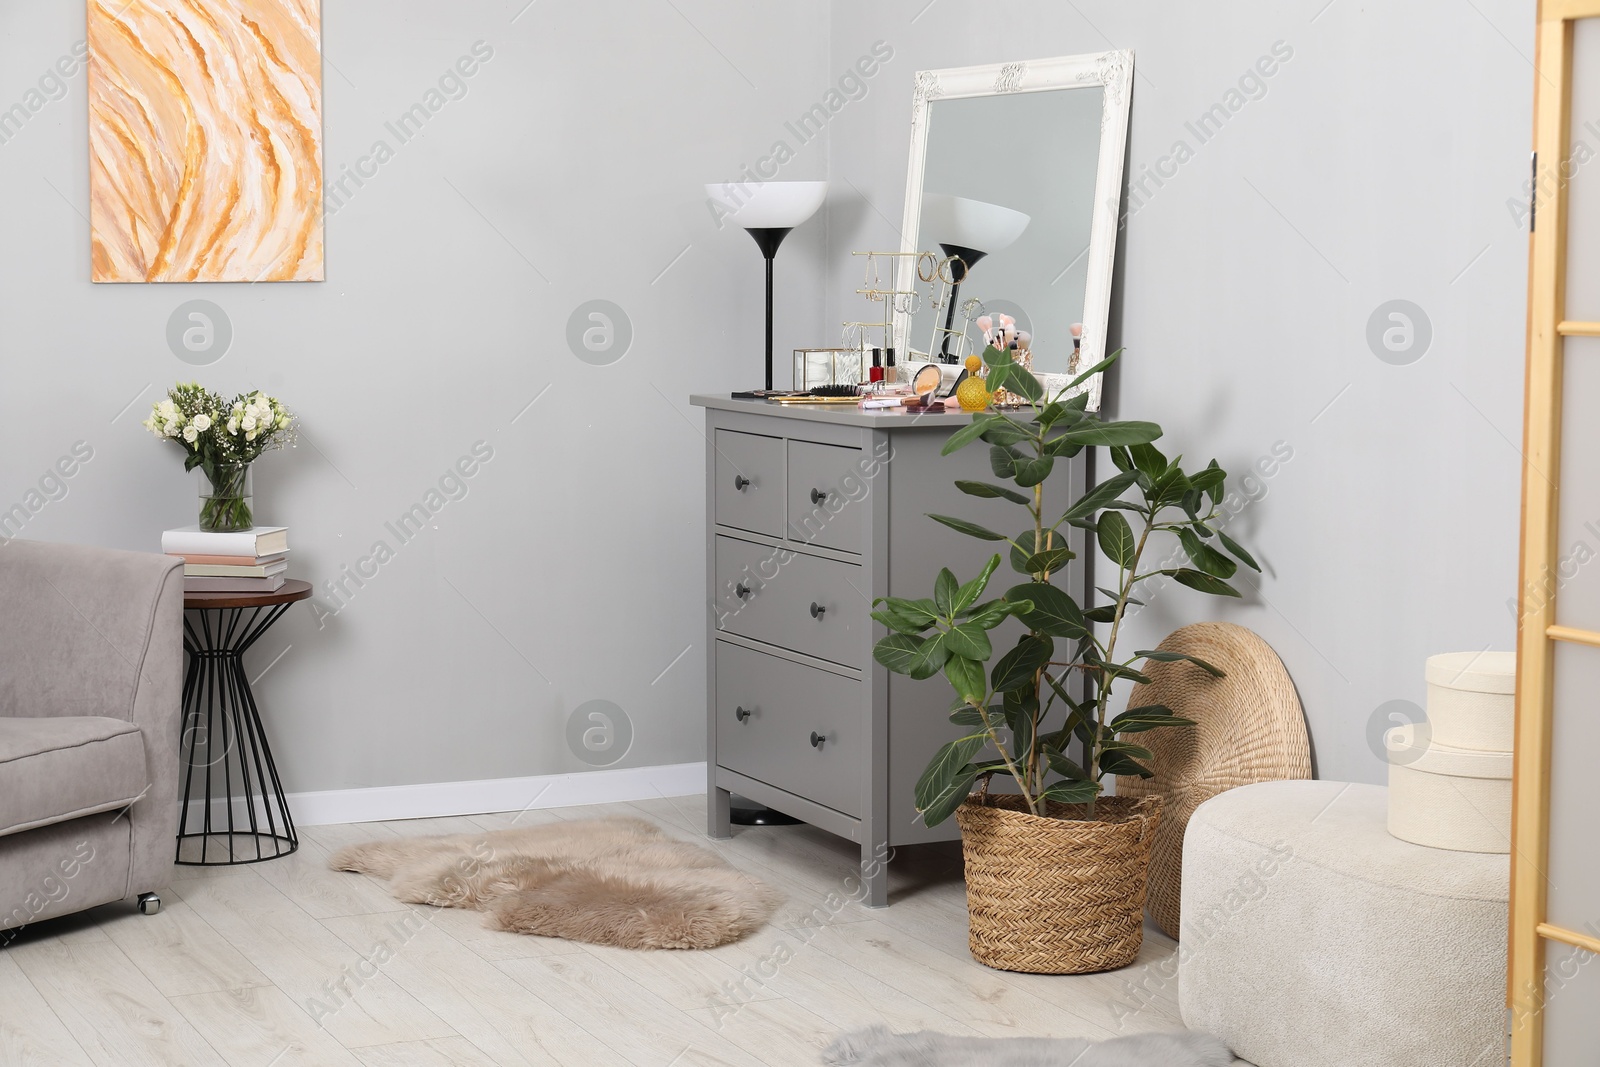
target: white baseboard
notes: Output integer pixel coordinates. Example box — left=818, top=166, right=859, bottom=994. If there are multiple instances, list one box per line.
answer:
left=182, top=762, right=706, bottom=829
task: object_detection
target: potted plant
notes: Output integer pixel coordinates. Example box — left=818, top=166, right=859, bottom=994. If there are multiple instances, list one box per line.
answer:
left=871, top=348, right=1259, bottom=974
left=144, top=382, right=295, bottom=531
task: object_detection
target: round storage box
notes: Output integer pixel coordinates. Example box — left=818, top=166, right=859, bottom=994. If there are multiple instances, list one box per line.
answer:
left=1425, top=651, right=1515, bottom=751
left=1385, top=724, right=1511, bottom=853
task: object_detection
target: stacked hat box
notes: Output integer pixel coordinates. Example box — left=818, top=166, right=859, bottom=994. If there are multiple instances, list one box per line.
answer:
left=1384, top=651, right=1515, bottom=854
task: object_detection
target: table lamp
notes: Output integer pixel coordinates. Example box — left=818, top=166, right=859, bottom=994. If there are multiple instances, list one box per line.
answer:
left=707, top=180, right=828, bottom=390
left=922, top=194, right=1030, bottom=362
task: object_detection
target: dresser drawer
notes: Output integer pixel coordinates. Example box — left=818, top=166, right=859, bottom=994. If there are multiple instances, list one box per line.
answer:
left=715, top=641, right=862, bottom=817
left=787, top=440, right=865, bottom=553
left=713, top=430, right=785, bottom=537
left=714, top=536, right=866, bottom=668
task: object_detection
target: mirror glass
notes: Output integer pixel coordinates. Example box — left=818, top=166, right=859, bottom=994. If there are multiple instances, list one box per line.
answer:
left=907, top=87, right=1105, bottom=376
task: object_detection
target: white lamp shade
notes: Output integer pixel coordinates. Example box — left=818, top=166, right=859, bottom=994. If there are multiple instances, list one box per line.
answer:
left=922, top=194, right=1030, bottom=254
left=706, top=180, right=828, bottom=229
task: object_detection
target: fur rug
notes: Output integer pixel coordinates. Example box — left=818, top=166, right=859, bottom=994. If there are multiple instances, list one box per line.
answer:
left=328, top=818, right=782, bottom=950
left=823, top=1026, right=1235, bottom=1066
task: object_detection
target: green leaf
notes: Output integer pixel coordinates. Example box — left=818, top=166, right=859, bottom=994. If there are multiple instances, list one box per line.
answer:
left=1066, top=351, right=1120, bottom=389
left=977, top=418, right=1034, bottom=447
left=1189, top=464, right=1226, bottom=501
left=1096, top=587, right=1142, bottom=606
left=873, top=633, right=926, bottom=675
left=1098, top=750, right=1154, bottom=779
left=949, top=703, right=986, bottom=727
left=1217, top=528, right=1261, bottom=571
left=1012, top=454, right=1054, bottom=488
left=919, top=765, right=982, bottom=827
left=1041, top=433, right=1086, bottom=459
left=914, top=736, right=986, bottom=813
left=1169, top=568, right=1242, bottom=597
left=991, top=635, right=1052, bottom=692
left=1100, top=738, right=1155, bottom=762
left=907, top=631, right=952, bottom=679
left=1061, top=470, right=1141, bottom=523
left=940, top=416, right=995, bottom=456
left=981, top=343, right=1012, bottom=369
left=953, top=554, right=1001, bottom=615
left=874, top=597, right=940, bottom=626
left=1136, top=649, right=1226, bottom=677
left=1005, top=582, right=1087, bottom=638
left=934, top=568, right=959, bottom=616
left=927, top=514, right=1007, bottom=542
left=1095, top=659, right=1153, bottom=685
left=944, top=654, right=986, bottom=705
left=1177, top=529, right=1237, bottom=579
left=1084, top=605, right=1118, bottom=624
left=954, top=480, right=1031, bottom=506
left=1096, top=511, right=1136, bottom=569
left=944, top=623, right=993, bottom=662
left=1128, top=442, right=1168, bottom=480
left=1198, top=459, right=1226, bottom=505
left=871, top=606, right=936, bottom=634
left=1108, top=445, right=1133, bottom=472
left=1009, top=529, right=1073, bottom=577
left=1039, top=779, right=1100, bottom=804
left=1051, top=420, right=1163, bottom=447
left=1112, top=704, right=1198, bottom=734
left=964, top=597, right=1023, bottom=630
left=1002, top=363, right=1044, bottom=403
left=990, top=444, right=1023, bottom=481
left=1003, top=699, right=1036, bottom=761
left=1045, top=749, right=1089, bottom=781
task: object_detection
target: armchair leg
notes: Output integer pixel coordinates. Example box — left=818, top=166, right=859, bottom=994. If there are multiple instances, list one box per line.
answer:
left=137, top=892, right=162, bottom=916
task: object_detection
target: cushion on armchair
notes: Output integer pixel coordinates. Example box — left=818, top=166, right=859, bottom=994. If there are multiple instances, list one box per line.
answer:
left=0, top=716, right=150, bottom=837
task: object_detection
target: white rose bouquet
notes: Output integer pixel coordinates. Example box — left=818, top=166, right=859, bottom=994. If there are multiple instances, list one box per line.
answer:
left=145, top=382, right=295, bottom=531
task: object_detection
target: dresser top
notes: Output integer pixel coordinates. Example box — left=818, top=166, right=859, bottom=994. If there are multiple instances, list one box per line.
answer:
left=690, top=393, right=981, bottom=430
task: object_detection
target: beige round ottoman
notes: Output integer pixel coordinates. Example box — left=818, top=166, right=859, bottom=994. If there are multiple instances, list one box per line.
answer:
left=1179, top=781, right=1508, bottom=1067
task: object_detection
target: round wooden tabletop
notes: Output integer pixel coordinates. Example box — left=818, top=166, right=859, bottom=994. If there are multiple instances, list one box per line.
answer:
left=183, top=579, right=314, bottom=611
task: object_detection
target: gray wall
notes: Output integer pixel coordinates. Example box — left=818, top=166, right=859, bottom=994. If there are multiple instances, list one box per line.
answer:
left=0, top=0, right=829, bottom=792
left=0, top=0, right=1531, bottom=792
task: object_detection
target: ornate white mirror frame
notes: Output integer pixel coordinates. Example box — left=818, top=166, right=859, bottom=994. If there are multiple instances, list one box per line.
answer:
left=892, top=51, right=1134, bottom=411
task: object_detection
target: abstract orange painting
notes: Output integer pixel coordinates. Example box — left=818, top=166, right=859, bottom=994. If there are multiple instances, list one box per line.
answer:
left=88, top=0, right=323, bottom=283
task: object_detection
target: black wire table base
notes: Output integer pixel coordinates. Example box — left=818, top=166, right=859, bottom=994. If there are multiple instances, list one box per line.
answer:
left=177, top=602, right=299, bottom=865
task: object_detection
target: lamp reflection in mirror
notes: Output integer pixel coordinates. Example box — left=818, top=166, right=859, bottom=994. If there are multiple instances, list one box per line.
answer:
left=707, top=181, right=828, bottom=390
left=922, top=194, right=1030, bottom=362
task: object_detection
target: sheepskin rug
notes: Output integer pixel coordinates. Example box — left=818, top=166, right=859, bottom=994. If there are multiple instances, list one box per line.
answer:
left=823, top=1026, right=1236, bottom=1067
left=329, top=818, right=782, bottom=950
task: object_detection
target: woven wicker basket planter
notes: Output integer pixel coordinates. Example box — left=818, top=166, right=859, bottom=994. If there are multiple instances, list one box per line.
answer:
left=955, top=792, right=1162, bottom=975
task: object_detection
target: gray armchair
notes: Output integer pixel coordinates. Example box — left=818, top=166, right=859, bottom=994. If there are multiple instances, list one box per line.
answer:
left=0, top=539, right=183, bottom=933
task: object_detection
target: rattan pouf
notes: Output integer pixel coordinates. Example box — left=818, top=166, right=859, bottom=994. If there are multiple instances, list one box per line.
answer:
left=1116, top=623, right=1310, bottom=939
left=1180, top=781, right=1508, bottom=1067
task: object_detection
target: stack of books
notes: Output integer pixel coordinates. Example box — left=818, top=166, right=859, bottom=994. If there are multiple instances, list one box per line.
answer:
left=162, top=526, right=291, bottom=593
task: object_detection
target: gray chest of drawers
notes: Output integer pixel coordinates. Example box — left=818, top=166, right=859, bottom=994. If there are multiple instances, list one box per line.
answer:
left=691, top=395, right=1089, bottom=906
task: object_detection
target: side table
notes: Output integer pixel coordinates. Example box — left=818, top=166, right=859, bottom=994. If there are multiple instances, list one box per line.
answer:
left=177, top=580, right=312, bottom=865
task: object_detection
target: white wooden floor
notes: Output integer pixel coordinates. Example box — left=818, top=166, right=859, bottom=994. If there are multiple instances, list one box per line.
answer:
left=0, top=794, right=1208, bottom=1067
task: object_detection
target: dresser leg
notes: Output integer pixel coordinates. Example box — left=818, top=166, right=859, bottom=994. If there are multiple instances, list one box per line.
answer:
left=709, top=786, right=732, bottom=839
left=861, top=842, right=889, bottom=908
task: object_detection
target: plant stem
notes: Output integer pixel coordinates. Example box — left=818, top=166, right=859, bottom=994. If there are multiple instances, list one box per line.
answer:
left=1087, top=515, right=1154, bottom=820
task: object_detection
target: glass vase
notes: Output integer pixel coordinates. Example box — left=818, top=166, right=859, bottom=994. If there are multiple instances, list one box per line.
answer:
left=199, top=465, right=253, bottom=532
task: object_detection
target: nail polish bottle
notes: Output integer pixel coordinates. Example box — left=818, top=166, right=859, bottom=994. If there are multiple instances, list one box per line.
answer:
left=884, top=346, right=898, bottom=384
left=869, top=347, right=885, bottom=383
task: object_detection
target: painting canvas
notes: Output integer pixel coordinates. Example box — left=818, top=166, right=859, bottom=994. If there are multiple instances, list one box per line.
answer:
left=88, top=0, right=323, bottom=283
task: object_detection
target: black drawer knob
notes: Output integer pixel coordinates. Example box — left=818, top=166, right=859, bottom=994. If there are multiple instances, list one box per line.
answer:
left=810, top=602, right=826, bottom=619
left=735, top=706, right=751, bottom=722
left=734, top=475, right=751, bottom=491
left=810, top=488, right=828, bottom=504
left=810, top=731, right=826, bottom=748
left=735, top=583, right=752, bottom=599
